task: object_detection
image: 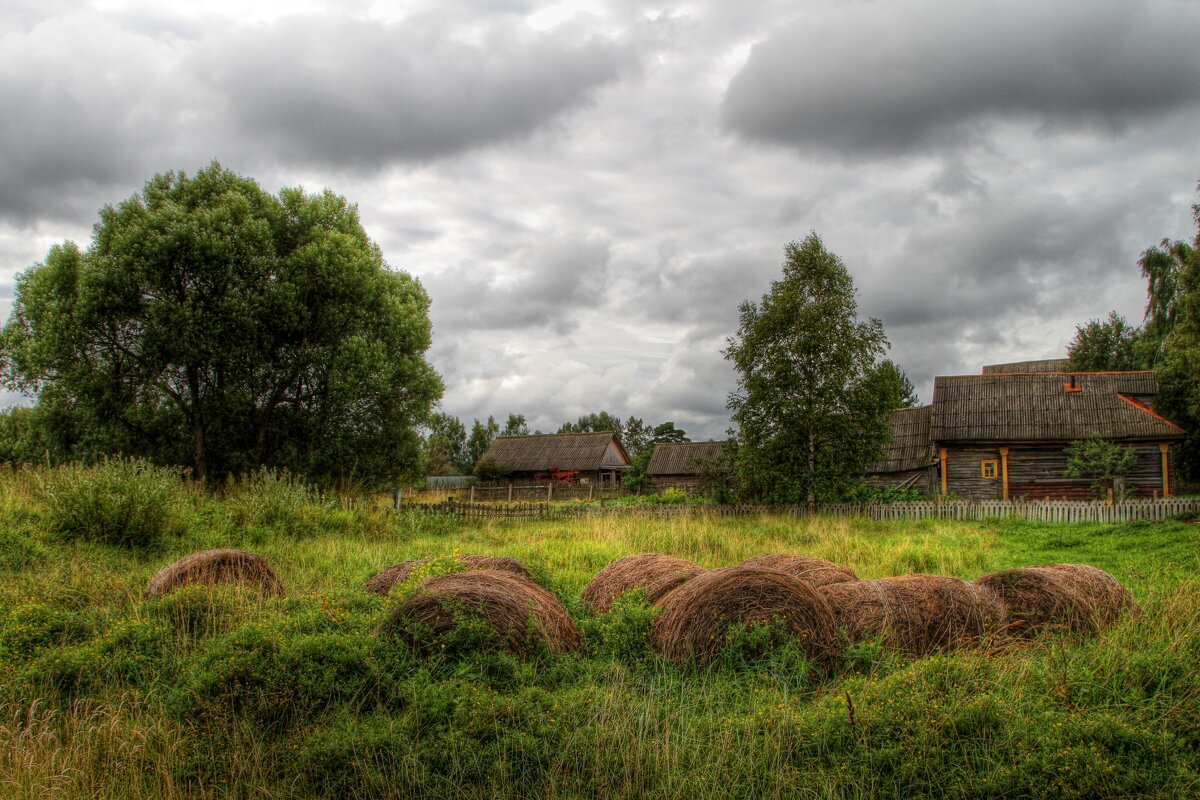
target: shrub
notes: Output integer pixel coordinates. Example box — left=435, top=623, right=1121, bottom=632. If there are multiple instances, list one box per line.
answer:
left=22, top=615, right=170, bottom=694
left=581, top=588, right=658, bottom=664
left=34, top=458, right=187, bottom=548
left=169, top=623, right=378, bottom=731
left=224, top=468, right=332, bottom=538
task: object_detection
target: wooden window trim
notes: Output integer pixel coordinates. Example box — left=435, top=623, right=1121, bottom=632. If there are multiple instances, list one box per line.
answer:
left=980, top=459, right=999, bottom=480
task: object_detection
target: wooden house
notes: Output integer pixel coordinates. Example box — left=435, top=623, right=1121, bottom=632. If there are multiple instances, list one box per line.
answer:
left=930, top=371, right=1182, bottom=500
left=867, top=405, right=935, bottom=492
left=646, top=441, right=728, bottom=491
left=480, top=432, right=630, bottom=484
left=981, top=358, right=1070, bottom=375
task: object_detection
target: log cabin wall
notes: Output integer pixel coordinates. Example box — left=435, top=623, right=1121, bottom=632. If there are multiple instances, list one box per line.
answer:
left=944, top=441, right=1173, bottom=500
left=866, top=467, right=936, bottom=494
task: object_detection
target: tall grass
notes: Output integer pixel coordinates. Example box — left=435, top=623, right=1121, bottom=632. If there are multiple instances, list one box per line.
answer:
left=0, top=462, right=1197, bottom=798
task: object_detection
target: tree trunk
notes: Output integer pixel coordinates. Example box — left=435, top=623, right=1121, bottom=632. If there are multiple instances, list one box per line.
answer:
left=188, top=366, right=207, bottom=483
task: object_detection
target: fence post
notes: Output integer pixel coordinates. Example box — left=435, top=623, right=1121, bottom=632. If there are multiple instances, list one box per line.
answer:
left=508, top=484, right=513, bottom=502
left=548, top=483, right=553, bottom=501
left=470, top=485, right=475, bottom=503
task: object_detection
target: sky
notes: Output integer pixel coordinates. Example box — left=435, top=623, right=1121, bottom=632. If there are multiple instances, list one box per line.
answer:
left=2, top=0, right=1198, bottom=441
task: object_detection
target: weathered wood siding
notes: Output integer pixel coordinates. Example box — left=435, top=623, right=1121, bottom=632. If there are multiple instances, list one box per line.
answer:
left=866, top=467, right=935, bottom=494
left=944, top=442, right=1173, bottom=500
left=943, top=446, right=1004, bottom=500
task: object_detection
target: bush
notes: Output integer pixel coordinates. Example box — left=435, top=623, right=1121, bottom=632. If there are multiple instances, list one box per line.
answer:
left=224, top=468, right=333, bottom=539
left=169, top=623, right=379, bottom=732
left=581, top=588, right=658, bottom=664
left=22, top=615, right=170, bottom=694
left=35, top=458, right=187, bottom=548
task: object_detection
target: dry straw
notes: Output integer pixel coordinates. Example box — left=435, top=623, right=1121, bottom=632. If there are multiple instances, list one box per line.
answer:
left=1031, top=563, right=1135, bottom=626
left=365, top=555, right=530, bottom=596
left=975, top=567, right=1100, bottom=636
left=651, top=566, right=839, bottom=669
left=385, top=570, right=580, bottom=655
left=582, top=553, right=706, bottom=613
left=145, top=549, right=284, bottom=597
left=819, top=574, right=1005, bottom=656
left=737, top=554, right=858, bottom=589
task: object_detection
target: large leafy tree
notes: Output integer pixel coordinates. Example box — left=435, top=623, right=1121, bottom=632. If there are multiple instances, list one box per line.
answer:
left=0, top=164, right=442, bottom=486
left=558, top=411, right=624, bottom=436
left=465, top=415, right=500, bottom=469
left=424, top=412, right=469, bottom=475
left=1067, top=310, right=1146, bottom=371
left=724, top=234, right=898, bottom=504
left=1156, top=190, right=1200, bottom=480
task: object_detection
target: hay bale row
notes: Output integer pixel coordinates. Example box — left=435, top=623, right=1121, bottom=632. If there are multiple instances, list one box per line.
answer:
left=737, top=554, right=857, bottom=588
left=384, top=570, right=580, bottom=655
left=819, top=575, right=1005, bottom=656
left=650, top=566, right=840, bottom=669
left=145, top=549, right=284, bottom=597
left=582, top=553, right=706, bottom=613
left=365, top=555, right=529, bottom=596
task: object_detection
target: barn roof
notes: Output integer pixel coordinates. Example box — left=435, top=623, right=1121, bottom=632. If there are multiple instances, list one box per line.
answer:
left=647, top=441, right=728, bottom=476
left=981, top=358, right=1071, bottom=374
left=931, top=372, right=1182, bottom=442
left=481, top=432, right=630, bottom=472
left=871, top=405, right=934, bottom=474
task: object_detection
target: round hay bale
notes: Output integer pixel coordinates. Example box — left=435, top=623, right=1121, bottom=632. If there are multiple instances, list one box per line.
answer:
left=975, top=567, right=1099, bottom=636
left=1030, top=564, right=1135, bottom=626
left=385, top=570, right=580, bottom=655
left=365, top=555, right=530, bottom=596
left=582, top=553, right=706, bottom=613
left=738, top=554, right=857, bottom=589
left=819, top=574, right=1006, bottom=656
left=650, top=566, right=839, bottom=669
left=146, top=549, right=284, bottom=597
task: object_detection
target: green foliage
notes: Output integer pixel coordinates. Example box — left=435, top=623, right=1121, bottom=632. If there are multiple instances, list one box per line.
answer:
left=652, top=421, right=688, bottom=444
left=0, top=602, right=99, bottom=668
left=621, top=446, right=654, bottom=493
left=622, top=416, right=654, bottom=457
left=710, top=618, right=817, bottom=692
left=473, top=457, right=510, bottom=482
left=223, top=467, right=333, bottom=539
left=581, top=589, right=658, bottom=664
left=169, top=623, right=378, bottom=731
left=0, top=163, right=441, bottom=488
left=0, top=524, right=47, bottom=571
left=465, top=415, right=500, bottom=470
left=501, top=413, right=530, bottom=437
left=1064, top=437, right=1138, bottom=499
left=1067, top=310, right=1146, bottom=371
left=22, top=615, right=171, bottom=695
left=876, top=360, right=920, bottom=408
left=724, top=234, right=896, bottom=503
left=425, top=411, right=469, bottom=475
left=558, top=411, right=623, bottom=436
left=1157, top=190, right=1200, bottom=481
left=35, top=457, right=187, bottom=548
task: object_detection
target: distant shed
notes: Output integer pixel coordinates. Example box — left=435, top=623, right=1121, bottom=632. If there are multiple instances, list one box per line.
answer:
left=646, top=441, right=728, bottom=491
left=481, top=432, right=630, bottom=484
left=867, top=406, right=935, bottom=492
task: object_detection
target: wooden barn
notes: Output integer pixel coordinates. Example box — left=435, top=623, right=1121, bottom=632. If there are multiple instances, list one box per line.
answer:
left=646, top=441, right=729, bottom=491
left=867, top=405, right=936, bottom=492
left=930, top=371, right=1182, bottom=500
left=480, top=432, right=631, bottom=485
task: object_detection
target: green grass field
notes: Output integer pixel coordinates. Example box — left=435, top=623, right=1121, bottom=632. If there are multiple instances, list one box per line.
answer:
left=1, top=463, right=1198, bottom=799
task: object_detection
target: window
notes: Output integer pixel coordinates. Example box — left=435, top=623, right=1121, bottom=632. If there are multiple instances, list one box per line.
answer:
left=981, top=460, right=999, bottom=480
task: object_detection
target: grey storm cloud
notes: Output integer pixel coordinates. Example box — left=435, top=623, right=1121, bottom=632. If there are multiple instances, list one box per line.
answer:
left=192, top=17, right=630, bottom=168
left=722, top=0, right=1200, bottom=157
left=426, top=234, right=612, bottom=333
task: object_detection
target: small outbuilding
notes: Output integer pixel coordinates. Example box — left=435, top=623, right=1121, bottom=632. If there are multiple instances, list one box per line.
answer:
left=867, top=405, right=936, bottom=493
left=480, top=432, right=630, bottom=485
left=646, top=441, right=729, bottom=491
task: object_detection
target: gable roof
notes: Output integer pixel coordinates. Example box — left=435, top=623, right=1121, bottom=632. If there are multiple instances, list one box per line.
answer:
left=982, top=358, right=1070, bottom=374
left=931, top=372, right=1182, bottom=443
left=647, top=441, right=727, bottom=476
left=481, top=432, right=630, bottom=472
left=871, top=405, right=934, bottom=474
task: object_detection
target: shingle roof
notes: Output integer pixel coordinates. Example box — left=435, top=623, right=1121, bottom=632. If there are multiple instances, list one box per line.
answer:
left=981, top=359, right=1071, bottom=374
left=647, top=441, right=727, bottom=476
left=871, top=405, right=934, bottom=473
left=481, top=432, right=629, bottom=472
left=931, top=372, right=1182, bottom=442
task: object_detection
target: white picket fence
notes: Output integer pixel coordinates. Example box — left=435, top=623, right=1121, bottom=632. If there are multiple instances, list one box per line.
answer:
left=818, top=497, right=1200, bottom=524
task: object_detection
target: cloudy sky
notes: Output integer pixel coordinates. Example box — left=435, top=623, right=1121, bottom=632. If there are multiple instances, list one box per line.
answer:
left=3, top=0, right=1198, bottom=440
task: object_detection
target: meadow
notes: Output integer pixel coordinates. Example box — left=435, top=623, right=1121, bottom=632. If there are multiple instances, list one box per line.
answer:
left=1, top=461, right=1198, bottom=799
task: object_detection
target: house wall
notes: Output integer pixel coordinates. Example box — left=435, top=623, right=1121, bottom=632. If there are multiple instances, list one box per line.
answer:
left=648, top=474, right=705, bottom=492
left=866, top=467, right=935, bottom=494
left=942, top=442, right=1173, bottom=500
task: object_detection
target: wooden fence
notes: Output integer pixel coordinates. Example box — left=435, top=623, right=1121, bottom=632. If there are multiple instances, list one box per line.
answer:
left=454, top=484, right=626, bottom=502
left=408, top=497, right=1200, bottom=525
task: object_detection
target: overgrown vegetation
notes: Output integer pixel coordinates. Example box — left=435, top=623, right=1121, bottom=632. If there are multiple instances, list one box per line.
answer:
left=0, top=461, right=1198, bottom=798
